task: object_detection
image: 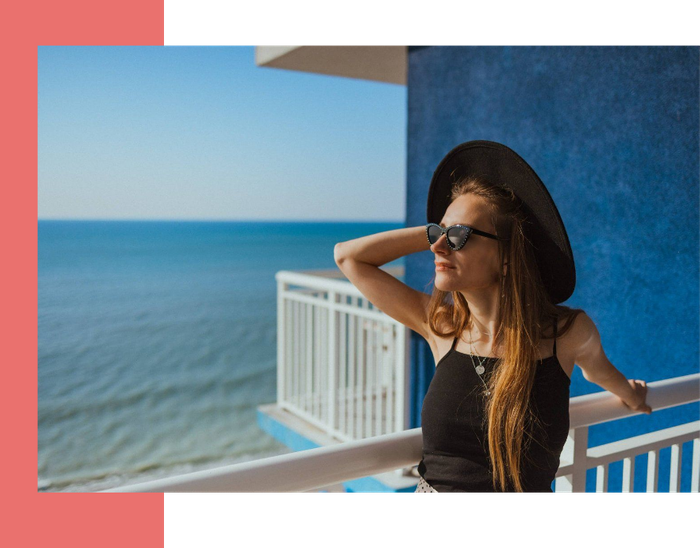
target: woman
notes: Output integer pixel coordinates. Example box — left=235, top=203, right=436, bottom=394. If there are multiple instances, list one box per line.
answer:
left=334, top=140, right=651, bottom=493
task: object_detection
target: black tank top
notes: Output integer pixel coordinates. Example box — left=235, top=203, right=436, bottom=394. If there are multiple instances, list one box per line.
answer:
left=417, top=317, right=570, bottom=492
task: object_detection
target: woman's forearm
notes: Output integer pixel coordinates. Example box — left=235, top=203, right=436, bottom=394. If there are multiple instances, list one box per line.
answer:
left=592, top=367, right=644, bottom=409
left=334, top=225, right=429, bottom=267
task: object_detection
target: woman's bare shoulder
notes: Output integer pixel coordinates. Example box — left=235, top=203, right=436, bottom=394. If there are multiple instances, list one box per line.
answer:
left=424, top=313, right=458, bottom=366
left=550, top=307, right=589, bottom=375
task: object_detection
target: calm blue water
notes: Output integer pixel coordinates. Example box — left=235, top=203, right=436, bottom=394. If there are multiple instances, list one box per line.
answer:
left=38, top=220, right=404, bottom=491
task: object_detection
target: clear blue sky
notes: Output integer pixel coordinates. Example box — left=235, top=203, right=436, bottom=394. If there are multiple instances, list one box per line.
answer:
left=38, top=46, right=406, bottom=222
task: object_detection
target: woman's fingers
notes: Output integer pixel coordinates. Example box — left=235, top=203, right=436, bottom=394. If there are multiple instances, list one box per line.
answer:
left=634, top=380, right=648, bottom=394
left=624, top=380, right=651, bottom=414
left=636, top=381, right=651, bottom=413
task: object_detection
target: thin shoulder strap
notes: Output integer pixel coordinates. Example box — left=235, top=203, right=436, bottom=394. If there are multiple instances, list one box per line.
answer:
left=552, top=317, right=558, bottom=357
left=451, top=336, right=459, bottom=351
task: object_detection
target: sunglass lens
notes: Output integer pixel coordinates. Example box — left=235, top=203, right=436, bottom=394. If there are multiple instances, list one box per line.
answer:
left=427, top=225, right=443, bottom=244
left=447, top=226, right=469, bottom=248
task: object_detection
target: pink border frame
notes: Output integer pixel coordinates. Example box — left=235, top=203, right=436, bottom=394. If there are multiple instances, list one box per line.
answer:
left=5, top=1, right=165, bottom=545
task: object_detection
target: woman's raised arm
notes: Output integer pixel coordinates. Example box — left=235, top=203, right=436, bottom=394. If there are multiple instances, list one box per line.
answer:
left=334, top=226, right=434, bottom=342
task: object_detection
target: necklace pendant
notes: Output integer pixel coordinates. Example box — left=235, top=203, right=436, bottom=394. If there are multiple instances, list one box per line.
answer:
left=475, top=365, right=485, bottom=375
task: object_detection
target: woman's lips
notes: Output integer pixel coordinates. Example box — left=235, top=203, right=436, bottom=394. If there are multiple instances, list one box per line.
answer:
left=435, top=263, right=455, bottom=271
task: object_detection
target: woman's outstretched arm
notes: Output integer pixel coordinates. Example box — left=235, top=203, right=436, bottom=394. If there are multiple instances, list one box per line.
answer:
left=572, top=313, right=652, bottom=414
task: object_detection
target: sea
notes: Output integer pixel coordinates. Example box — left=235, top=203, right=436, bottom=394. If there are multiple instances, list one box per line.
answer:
left=38, top=219, right=404, bottom=492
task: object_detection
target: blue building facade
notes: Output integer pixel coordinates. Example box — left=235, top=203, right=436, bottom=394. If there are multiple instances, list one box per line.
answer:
left=405, top=46, right=699, bottom=491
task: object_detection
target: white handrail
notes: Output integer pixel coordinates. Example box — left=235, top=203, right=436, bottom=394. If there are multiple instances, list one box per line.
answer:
left=102, top=428, right=423, bottom=493
left=275, top=267, right=403, bottom=294
left=275, top=269, right=376, bottom=297
left=101, top=373, right=700, bottom=493
left=568, top=372, right=699, bottom=428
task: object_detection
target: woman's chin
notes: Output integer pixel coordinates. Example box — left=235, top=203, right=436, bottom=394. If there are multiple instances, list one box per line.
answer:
left=435, top=271, right=465, bottom=292
left=434, top=279, right=453, bottom=292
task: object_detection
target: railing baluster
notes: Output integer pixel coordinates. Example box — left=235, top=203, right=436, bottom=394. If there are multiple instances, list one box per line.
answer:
left=303, top=297, right=308, bottom=414
left=318, top=296, right=323, bottom=424
left=386, top=325, right=395, bottom=434
left=397, top=326, right=408, bottom=432
left=373, top=313, right=379, bottom=435
left=328, top=291, right=337, bottom=433
left=669, top=443, right=682, bottom=492
left=293, top=299, right=299, bottom=409
left=556, top=425, right=588, bottom=492
left=322, top=297, right=327, bottom=418
left=349, top=297, right=356, bottom=439
left=322, top=296, right=327, bottom=424
left=308, top=299, right=313, bottom=417
left=313, top=301, right=320, bottom=418
left=622, top=456, right=635, bottom=492
left=320, top=297, right=327, bottom=426
left=292, top=301, right=300, bottom=403
left=277, top=280, right=286, bottom=405
left=691, top=438, right=699, bottom=493
left=380, top=325, right=386, bottom=436
left=375, top=320, right=382, bottom=435
left=305, top=300, right=312, bottom=413
left=339, top=304, right=347, bottom=436
left=595, top=464, right=608, bottom=492
left=316, top=298, right=321, bottom=422
left=358, top=310, right=365, bottom=439
left=365, top=315, right=373, bottom=438
left=646, top=449, right=659, bottom=492
left=294, top=303, right=306, bottom=409
left=283, top=295, right=289, bottom=404
left=368, top=319, right=373, bottom=437
left=315, top=302, right=319, bottom=417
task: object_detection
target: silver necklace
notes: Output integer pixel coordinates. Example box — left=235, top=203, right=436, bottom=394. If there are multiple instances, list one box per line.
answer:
left=467, top=327, right=492, bottom=396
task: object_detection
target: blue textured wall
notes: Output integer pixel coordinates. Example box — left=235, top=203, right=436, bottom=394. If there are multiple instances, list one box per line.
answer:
left=404, top=46, right=699, bottom=492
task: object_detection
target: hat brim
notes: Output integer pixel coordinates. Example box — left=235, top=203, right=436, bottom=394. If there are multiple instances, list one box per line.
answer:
left=426, top=140, right=576, bottom=304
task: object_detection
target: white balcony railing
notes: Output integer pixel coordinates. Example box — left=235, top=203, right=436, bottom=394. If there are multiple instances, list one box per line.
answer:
left=103, top=373, right=700, bottom=493
left=554, top=373, right=699, bottom=492
left=274, top=267, right=411, bottom=442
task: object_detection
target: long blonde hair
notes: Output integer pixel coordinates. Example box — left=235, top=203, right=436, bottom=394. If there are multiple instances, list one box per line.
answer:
left=426, top=175, right=583, bottom=492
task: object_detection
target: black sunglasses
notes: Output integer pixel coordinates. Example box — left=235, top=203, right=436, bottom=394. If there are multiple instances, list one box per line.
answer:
left=425, top=223, right=500, bottom=251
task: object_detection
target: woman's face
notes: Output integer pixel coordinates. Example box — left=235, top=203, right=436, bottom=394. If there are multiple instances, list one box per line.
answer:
left=431, top=193, right=503, bottom=293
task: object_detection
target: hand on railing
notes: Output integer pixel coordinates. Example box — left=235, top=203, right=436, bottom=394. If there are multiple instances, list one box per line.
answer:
left=620, top=379, right=652, bottom=415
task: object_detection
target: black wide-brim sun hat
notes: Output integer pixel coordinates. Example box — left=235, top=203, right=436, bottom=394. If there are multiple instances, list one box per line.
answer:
left=426, top=140, right=576, bottom=305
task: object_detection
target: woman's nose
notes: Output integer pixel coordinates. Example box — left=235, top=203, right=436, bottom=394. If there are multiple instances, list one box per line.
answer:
left=431, top=233, right=450, bottom=253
